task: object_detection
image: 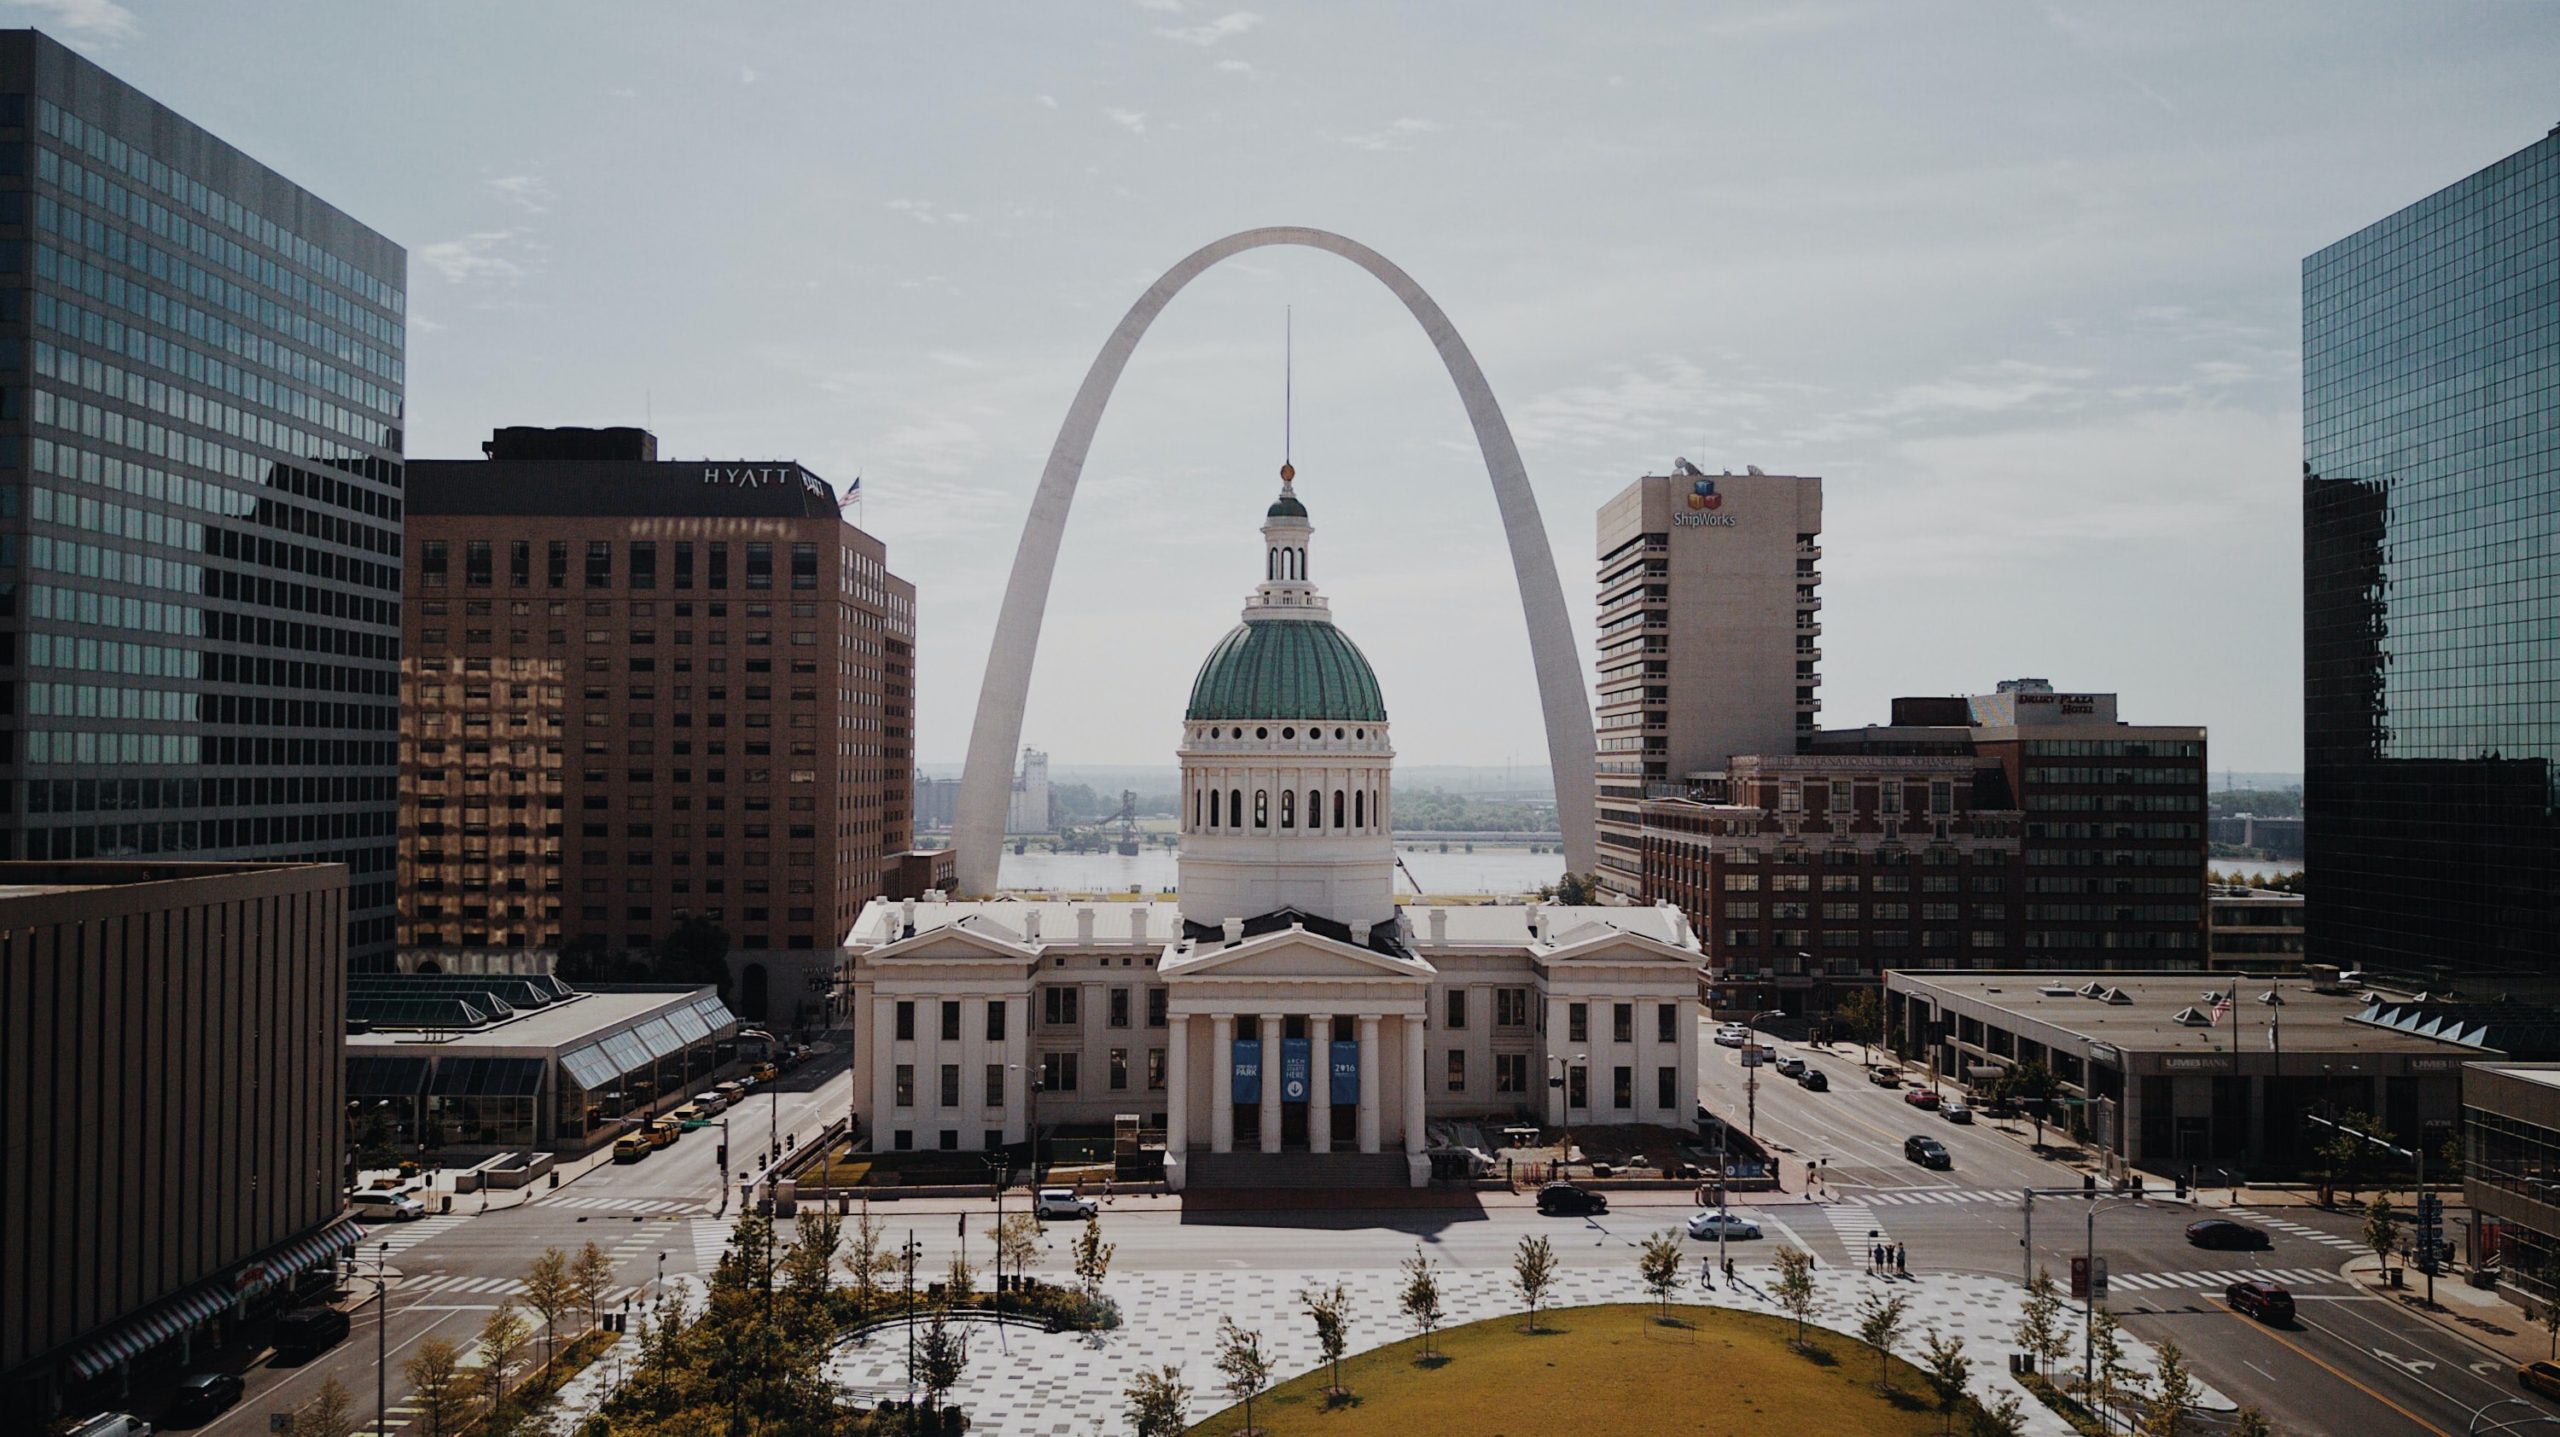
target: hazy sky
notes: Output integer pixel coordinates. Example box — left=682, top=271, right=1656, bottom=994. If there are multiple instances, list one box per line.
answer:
left=29, top=2, right=2560, bottom=776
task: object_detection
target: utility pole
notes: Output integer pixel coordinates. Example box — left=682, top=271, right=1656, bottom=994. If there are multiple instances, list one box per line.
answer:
left=373, top=1242, right=390, bottom=1437
left=902, top=1231, right=921, bottom=1405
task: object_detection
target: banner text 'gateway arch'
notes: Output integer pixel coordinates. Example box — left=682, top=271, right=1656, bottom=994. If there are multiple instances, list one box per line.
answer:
left=952, top=226, right=1595, bottom=895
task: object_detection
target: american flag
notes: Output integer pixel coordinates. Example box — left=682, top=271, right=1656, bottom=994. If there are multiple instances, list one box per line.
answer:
left=2209, top=992, right=2233, bottom=1027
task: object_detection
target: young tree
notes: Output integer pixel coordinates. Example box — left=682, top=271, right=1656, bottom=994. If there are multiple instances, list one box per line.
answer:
left=782, top=1210, right=841, bottom=1299
left=1835, top=987, right=1886, bottom=1064
left=1299, top=1281, right=1353, bottom=1398
left=2005, top=1062, right=2062, bottom=1149
left=2362, top=1194, right=2400, bottom=1282
left=2543, top=1295, right=2560, bottom=1361
left=915, top=1304, right=969, bottom=1414
left=1857, top=1290, right=1911, bottom=1393
left=843, top=1200, right=889, bottom=1314
left=477, top=1299, right=531, bottom=1418
left=1124, top=1364, right=1191, bottom=1437
left=944, top=1247, right=978, bottom=1306
left=1637, top=1228, right=1685, bottom=1319
left=355, top=1110, right=403, bottom=1172
left=1968, top=1391, right=2029, bottom=1437
left=400, top=1337, right=470, bottom=1437
left=995, top=1210, right=1043, bottom=1283
left=1400, top=1245, right=1445, bottom=1360
left=289, top=1376, right=356, bottom=1437
left=1215, top=1317, right=1273, bottom=1437
left=1772, top=1246, right=1819, bottom=1350
left=570, top=1240, right=616, bottom=1330
left=520, top=1247, right=577, bottom=1370
left=2139, top=1338, right=2200, bottom=1437
left=1513, top=1234, right=1558, bottom=1334
left=1073, top=1212, right=1115, bottom=1305
left=2090, top=1305, right=2136, bottom=1428
left=1919, top=1328, right=1970, bottom=1435
left=2230, top=1409, right=2272, bottom=1437
left=2015, top=1268, right=2065, bottom=1380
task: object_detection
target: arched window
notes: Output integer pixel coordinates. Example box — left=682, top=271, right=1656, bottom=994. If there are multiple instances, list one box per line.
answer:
left=1254, top=790, right=1270, bottom=828
left=1193, top=789, right=1202, bottom=828
left=1266, top=548, right=1277, bottom=580
left=1307, top=788, right=1322, bottom=830
left=1354, top=789, right=1364, bottom=829
left=1280, top=790, right=1295, bottom=828
left=1295, top=547, right=1306, bottom=579
left=1333, top=789, right=1346, bottom=829
left=1230, top=789, right=1243, bottom=827
left=1207, top=788, right=1220, bottom=828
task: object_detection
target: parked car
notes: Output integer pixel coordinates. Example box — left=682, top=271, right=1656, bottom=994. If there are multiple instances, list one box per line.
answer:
left=1868, top=1064, right=1904, bottom=1087
left=2226, top=1279, right=2294, bottom=1325
left=612, top=1134, right=652, bottom=1163
left=67, top=1413, right=154, bottom=1437
left=697, top=1091, right=729, bottom=1116
left=1904, top=1135, right=1952, bottom=1170
left=1797, top=1068, right=1830, bottom=1092
left=713, top=1081, right=746, bottom=1106
left=1714, top=1023, right=1753, bottom=1048
left=347, top=1190, right=425, bottom=1222
left=1940, top=1099, right=1973, bottom=1124
left=1686, top=1209, right=1763, bottom=1240
left=752, top=1062, right=780, bottom=1084
left=1536, top=1182, right=1610, bottom=1217
left=2520, top=1360, right=2560, bottom=1400
left=164, top=1372, right=244, bottom=1425
left=1902, top=1086, right=1941, bottom=1110
left=1033, top=1187, right=1097, bottom=1221
left=1774, top=1055, right=1807, bottom=1078
left=646, top=1118, right=682, bottom=1148
left=2185, top=1218, right=2271, bottom=1251
left=271, top=1306, right=350, bottom=1361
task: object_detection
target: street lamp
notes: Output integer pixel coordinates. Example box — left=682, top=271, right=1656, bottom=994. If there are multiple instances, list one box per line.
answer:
left=1742, top=1010, right=1785, bottom=1139
left=371, top=1241, right=391, bottom=1437
left=1008, top=1063, right=1047, bottom=1184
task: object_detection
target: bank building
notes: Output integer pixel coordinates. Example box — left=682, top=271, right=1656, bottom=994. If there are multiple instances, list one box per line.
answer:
left=845, top=469, right=1705, bottom=1188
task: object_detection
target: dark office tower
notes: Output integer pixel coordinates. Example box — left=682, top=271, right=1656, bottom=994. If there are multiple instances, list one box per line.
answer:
left=2304, top=128, right=2560, bottom=992
left=0, top=32, right=407, bottom=964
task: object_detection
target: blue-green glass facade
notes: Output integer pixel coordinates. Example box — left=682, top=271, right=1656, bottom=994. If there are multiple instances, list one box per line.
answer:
left=0, top=31, right=406, bottom=962
left=2303, top=128, right=2560, bottom=987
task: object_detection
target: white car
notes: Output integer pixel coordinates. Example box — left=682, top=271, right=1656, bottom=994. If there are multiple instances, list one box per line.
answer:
left=1686, top=1209, right=1762, bottom=1240
left=348, top=1190, right=426, bottom=1222
left=1713, top=1023, right=1753, bottom=1048
left=1032, top=1187, right=1097, bottom=1221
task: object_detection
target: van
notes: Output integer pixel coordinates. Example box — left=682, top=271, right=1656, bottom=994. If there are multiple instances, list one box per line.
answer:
left=696, top=1091, right=729, bottom=1116
left=348, top=1190, right=425, bottom=1222
left=272, top=1306, right=350, bottom=1360
left=613, top=1135, right=651, bottom=1163
left=714, top=1082, right=745, bottom=1106
left=67, top=1414, right=153, bottom=1437
left=646, top=1118, right=681, bottom=1149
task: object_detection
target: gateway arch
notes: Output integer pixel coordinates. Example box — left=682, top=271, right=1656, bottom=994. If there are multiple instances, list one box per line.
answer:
left=952, top=226, right=1595, bottom=895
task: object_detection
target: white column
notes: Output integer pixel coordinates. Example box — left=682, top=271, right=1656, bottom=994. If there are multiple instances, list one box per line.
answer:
left=1307, top=1013, right=1333, bottom=1154
left=1260, top=1013, right=1285, bottom=1154
left=1676, top=996, right=1700, bottom=1132
left=1165, top=1014, right=1190, bottom=1155
left=1403, top=1012, right=1427, bottom=1154
left=1003, top=998, right=1029, bottom=1143
left=1357, top=1015, right=1382, bottom=1154
left=1210, top=1013, right=1234, bottom=1153
left=871, top=993, right=898, bottom=1137
left=1545, top=995, right=1571, bottom=1126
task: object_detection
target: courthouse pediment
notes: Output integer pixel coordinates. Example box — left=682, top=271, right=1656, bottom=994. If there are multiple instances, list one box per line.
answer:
left=1163, top=927, right=1435, bottom=985
left=862, top=918, right=1042, bottom=966
left=1537, top=925, right=1704, bottom=970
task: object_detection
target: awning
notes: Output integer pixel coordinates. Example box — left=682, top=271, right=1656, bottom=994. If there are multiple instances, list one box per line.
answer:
left=62, top=1277, right=239, bottom=1383
left=246, top=1215, right=366, bottom=1298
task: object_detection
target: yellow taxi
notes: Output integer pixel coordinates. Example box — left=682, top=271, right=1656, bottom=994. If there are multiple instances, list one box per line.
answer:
left=2521, top=1360, right=2560, bottom=1400
left=612, top=1134, right=651, bottom=1163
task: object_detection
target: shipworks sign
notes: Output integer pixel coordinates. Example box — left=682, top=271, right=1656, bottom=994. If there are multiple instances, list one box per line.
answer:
left=1673, top=477, right=1737, bottom=528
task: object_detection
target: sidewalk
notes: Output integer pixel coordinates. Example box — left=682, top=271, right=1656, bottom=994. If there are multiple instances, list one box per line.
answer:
left=2341, top=1254, right=2544, bottom=1369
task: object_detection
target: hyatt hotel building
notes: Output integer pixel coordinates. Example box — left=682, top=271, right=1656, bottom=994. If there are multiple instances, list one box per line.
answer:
left=402, top=427, right=921, bottom=1032
left=0, top=31, right=406, bottom=963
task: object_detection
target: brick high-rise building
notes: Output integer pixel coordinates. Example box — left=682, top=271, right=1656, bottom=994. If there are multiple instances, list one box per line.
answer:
left=1593, top=466, right=1822, bottom=897
left=1644, top=680, right=2206, bottom=1017
left=0, top=31, right=407, bottom=965
left=401, top=427, right=917, bottom=1032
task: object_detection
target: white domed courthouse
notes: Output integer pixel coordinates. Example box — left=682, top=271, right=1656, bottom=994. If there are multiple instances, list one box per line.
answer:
left=845, top=473, right=1705, bottom=1188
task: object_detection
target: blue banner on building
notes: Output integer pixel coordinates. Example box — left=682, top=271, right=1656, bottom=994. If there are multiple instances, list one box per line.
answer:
left=1280, top=1038, right=1312, bottom=1103
left=1232, top=1038, right=1261, bottom=1108
left=1330, top=1040, right=1360, bottom=1106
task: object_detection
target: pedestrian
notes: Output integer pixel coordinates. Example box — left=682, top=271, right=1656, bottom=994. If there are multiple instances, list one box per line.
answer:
left=1700, top=1255, right=1715, bottom=1290
left=1103, top=1175, right=1115, bottom=1204
left=1895, top=1242, right=1907, bottom=1276
left=1805, top=1160, right=1818, bottom=1192
left=1868, top=1241, right=1880, bottom=1271
left=1723, top=1256, right=1737, bottom=1285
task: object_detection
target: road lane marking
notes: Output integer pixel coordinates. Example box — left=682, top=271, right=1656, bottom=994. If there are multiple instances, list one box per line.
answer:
left=2205, top=1297, right=2453, bottom=1437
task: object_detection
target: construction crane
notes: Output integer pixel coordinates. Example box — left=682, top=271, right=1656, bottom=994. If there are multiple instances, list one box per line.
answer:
left=1115, top=789, right=1140, bottom=857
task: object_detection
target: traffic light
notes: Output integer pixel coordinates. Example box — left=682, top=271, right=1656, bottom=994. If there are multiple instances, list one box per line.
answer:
left=717, top=1143, right=729, bottom=1169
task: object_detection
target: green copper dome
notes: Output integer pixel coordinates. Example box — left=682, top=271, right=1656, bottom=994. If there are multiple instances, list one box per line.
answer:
left=1186, top=619, right=1386, bottom=722
left=1266, top=492, right=1308, bottom=519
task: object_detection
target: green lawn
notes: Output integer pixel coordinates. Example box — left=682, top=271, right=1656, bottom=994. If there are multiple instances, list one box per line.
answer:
left=1188, top=1303, right=1946, bottom=1437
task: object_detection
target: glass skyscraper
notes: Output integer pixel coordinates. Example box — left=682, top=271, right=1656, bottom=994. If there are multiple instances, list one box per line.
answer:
left=2303, top=127, right=2560, bottom=990
left=0, top=31, right=406, bottom=962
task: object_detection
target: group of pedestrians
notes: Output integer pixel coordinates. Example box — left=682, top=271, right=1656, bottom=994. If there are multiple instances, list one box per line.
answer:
left=1697, top=1254, right=1739, bottom=1290
left=1868, top=1239, right=1908, bottom=1276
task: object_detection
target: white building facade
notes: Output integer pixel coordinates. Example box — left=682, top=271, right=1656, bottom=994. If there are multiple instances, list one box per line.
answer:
left=847, top=472, right=1704, bottom=1187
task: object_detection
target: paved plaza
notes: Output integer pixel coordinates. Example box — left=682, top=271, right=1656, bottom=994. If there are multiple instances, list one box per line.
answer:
left=821, top=1255, right=2230, bottom=1436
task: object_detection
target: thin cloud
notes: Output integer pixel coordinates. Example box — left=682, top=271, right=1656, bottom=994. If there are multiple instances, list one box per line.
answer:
left=7, top=0, right=137, bottom=45
left=1341, top=116, right=1445, bottom=152
left=1035, top=93, right=1059, bottom=109
left=1215, top=59, right=1256, bottom=76
left=1157, top=10, right=1260, bottom=45
left=1103, top=107, right=1148, bottom=135
left=416, top=231, right=530, bottom=285
left=484, top=174, right=552, bottom=214
left=1866, top=360, right=2093, bottom=420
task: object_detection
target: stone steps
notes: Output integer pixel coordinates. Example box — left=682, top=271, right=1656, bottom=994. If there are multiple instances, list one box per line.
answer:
left=1183, top=1151, right=1408, bottom=1190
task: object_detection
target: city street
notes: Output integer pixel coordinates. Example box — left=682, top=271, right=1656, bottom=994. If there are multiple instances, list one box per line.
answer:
left=166, top=1025, right=2547, bottom=1437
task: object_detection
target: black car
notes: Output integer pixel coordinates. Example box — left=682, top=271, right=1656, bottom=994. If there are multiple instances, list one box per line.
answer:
left=2226, top=1279, right=2294, bottom=1324
left=166, top=1371, right=245, bottom=1425
left=1536, top=1182, right=1609, bottom=1217
left=2185, top=1218, right=2271, bottom=1251
left=1904, top=1135, right=1951, bottom=1169
left=272, top=1305, right=350, bottom=1361
left=1797, top=1068, right=1829, bottom=1092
